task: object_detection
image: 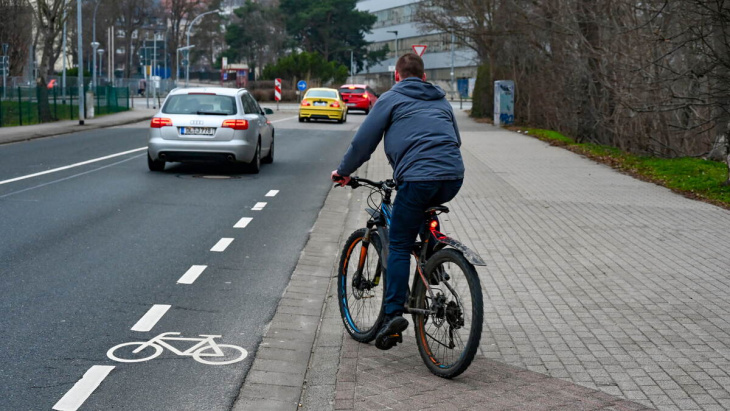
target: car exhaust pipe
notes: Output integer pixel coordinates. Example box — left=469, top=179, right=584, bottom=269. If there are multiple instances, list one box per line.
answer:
left=227, top=155, right=235, bottom=162
left=159, top=153, right=167, bottom=160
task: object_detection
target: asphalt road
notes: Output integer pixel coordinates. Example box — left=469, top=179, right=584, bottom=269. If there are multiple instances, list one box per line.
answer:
left=0, top=112, right=366, bottom=410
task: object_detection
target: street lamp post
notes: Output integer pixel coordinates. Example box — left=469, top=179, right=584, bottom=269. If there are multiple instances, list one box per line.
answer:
left=387, top=30, right=399, bottom=59
left=2, top=43, right=8, bottom=101
left=186, top=10, right=219, bottom=87
left=91, top=41, right=99, bottom=88
left=450, top=33, right=455, bottom=100
left=76, top=0, right=85, bottom=125
left=61, top=0, right=67, bottom=99
left=97, top=48, right=105, bottom=82
left=176, top=45, right=194, bottom=87
left=92, top=0, right=101, bottom=88
left=387, top=30, right=398, bottom=85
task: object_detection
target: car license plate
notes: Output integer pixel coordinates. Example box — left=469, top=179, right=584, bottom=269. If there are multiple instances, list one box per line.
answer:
left=313, top=101, right=327, bottom=106
left=180, top=127, right=214, bottom=136
left=346, top=103, right=356, bottom=107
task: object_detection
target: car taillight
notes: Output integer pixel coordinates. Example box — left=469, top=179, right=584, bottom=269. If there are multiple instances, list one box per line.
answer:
left=150, top=117, right=172, bottom=128
left=301, top=99, right=311, bottom=106
left=362, top=92, right=369, bottom=99
left=330, top=101, right=340, bottom=108
left=221, top=119, right=249, bottom=130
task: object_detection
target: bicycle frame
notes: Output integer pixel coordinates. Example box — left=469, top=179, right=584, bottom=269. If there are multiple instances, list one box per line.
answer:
left=351, top=177, right=485, bottom=317
left=133, top=332, right=225, bottom=356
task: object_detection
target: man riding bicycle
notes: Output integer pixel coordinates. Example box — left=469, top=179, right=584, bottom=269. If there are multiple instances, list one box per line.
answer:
left=332, top=53, right=465, bottom=350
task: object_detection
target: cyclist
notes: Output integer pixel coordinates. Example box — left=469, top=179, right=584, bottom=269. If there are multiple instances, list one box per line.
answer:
left=331, top=53, right=465, bottom=350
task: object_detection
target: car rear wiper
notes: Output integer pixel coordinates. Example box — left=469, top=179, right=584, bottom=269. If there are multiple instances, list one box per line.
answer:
left=196, top=111, right=230, bottom=115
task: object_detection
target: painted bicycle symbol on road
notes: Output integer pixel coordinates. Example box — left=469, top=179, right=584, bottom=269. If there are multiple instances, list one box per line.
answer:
left=107, top=332, right=248, bottom=365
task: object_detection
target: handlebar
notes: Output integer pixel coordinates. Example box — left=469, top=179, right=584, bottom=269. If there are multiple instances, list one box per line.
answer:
left=334, top=176, right=396, bottom=190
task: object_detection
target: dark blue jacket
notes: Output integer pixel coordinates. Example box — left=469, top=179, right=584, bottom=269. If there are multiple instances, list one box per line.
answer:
left=337, top=78, right=464, bottom=183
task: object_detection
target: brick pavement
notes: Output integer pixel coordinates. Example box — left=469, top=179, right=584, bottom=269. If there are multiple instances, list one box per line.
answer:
left=297, top=110, right=730, bottom=411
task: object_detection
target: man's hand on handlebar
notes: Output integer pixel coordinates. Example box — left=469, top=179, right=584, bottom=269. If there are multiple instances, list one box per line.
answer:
left=331, top=170, right=351, bottom=187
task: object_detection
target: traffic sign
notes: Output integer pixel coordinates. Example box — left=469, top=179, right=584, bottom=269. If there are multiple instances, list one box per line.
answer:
left=412, top=45, right=427, bottom=57
left=274, top=78, right=282, bottom=101
left=297, top=80, right=307, bottom=91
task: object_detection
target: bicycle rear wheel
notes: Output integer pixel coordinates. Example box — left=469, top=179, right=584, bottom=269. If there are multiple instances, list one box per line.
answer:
left=338, top=228, right=386, bottom=342
left=412, top=248, right=483, bottom=378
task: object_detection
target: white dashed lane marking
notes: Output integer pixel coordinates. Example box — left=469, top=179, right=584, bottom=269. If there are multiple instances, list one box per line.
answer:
left=177, top=265, right=207, bottom=285
left=211, top=238, right=234, bottom=252
left=131, top=304, right=171, bottom=332
left=252, top=202, right=267, bottom=211
left=234, top=217, right=252, bottom=228
left=265, top=190, right=279, bottom=197
left=52, top=365, right=115, bottom=411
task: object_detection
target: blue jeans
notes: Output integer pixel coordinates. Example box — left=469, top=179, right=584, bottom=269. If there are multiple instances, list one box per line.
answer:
left=384, top=179, right=463, bottom=315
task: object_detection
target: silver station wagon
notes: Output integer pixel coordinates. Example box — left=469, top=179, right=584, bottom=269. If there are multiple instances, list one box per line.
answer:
left=147, top=87, right=275, bottom=173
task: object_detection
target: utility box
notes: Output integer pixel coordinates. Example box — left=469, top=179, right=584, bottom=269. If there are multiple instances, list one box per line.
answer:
left=86, top=91, right=95, bottom=119
left=493, top=80, right=514, bottom=126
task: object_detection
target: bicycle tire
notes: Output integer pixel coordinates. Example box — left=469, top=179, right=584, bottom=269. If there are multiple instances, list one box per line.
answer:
left=107, top=342, right=163, bottom=363
left=412, top=248, right=483, bottom=378
left=338, top=228, right=386, bottom=342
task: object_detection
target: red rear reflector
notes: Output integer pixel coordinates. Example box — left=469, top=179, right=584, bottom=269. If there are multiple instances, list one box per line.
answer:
left=330, top=101, right=340, bottom=108
left=150, top=117, right=172, bottom=128
left=221, top=119, right=249, bottom=130
left=301, top=99, right=311, bottom=106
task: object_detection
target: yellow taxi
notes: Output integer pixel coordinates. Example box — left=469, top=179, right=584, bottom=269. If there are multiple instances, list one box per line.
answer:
left=298, top=88, right=348, bottom=123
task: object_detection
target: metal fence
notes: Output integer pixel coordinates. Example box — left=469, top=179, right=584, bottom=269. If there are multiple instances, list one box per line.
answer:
left=0, top=85, right=129, bottom=127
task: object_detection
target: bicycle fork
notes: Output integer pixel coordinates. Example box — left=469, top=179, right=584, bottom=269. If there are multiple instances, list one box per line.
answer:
left=354, top=227, right=382, bottom=290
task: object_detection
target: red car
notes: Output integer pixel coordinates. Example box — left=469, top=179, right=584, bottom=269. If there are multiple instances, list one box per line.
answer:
left=339, top=84, right=378, bottom=114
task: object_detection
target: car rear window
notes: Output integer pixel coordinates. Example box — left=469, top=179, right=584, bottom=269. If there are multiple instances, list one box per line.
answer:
left=339, top=88, right=365, bottom=94
left=162, top=94, right=237, bottom=115
left=306, top=90, right=338, bottom=99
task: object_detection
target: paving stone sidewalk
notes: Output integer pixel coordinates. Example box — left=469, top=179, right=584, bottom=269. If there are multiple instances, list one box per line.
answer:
left=237, top=110, right=730, bottom=410
left=0, top=106, right=157, bottom=145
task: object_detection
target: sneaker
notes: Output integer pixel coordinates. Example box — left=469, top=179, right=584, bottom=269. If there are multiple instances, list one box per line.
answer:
left=375, top=315, right=408, bottom=350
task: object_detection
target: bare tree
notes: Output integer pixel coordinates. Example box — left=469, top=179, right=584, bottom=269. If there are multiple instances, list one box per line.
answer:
left=163, top=0, right=211, bottom=80
left=0, top=0, right=33, bottom=78
left=32, top=0, right=67, bottom=122
left=115, top=0, right=155, bottom=79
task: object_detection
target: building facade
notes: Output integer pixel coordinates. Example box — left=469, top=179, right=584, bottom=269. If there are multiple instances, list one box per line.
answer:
left=355, top=0, right=478, bottom=97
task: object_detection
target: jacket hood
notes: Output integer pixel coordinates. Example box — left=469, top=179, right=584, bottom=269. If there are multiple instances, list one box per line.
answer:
left=391, top=78, right=446, bottom=101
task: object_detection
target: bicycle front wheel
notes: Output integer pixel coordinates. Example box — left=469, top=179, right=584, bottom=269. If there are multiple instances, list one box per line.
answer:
left=338, top=228, right=386, bottom=342
left=412, top=248, right=483, bottom=378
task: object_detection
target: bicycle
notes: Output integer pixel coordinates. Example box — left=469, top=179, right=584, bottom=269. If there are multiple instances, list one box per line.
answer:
left=107, top=332, right=248, bottom=366
left=335, top=176, right=485, bottom=378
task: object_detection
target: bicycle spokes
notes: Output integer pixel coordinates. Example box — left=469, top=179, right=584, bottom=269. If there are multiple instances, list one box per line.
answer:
left=338, top=229, right=386, bottom=342
left=414, top=250, right=483, bottom=378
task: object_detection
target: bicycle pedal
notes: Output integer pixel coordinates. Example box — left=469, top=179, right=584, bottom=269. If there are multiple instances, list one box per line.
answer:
left=376, top=333, right=402, bottom=350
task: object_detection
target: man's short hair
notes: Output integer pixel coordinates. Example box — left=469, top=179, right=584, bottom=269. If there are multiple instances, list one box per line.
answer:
left=396, top=53, right=425, bottom=79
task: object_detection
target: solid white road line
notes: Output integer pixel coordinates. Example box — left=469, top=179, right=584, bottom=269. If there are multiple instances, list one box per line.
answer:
left=177, top=265, right=207, bottom=284
left=211, top=238, right=234, bottom=252
left=265, top=190, right=279, bottom=197
left=252, top=202, right=267, bottom=211
left=131, top=304, right=171, bottom=332
left=52, top=365, right=115, bottom=411
left=0, top=147, right=146, bottom=186
left=234, top=217, right=252, bottom=228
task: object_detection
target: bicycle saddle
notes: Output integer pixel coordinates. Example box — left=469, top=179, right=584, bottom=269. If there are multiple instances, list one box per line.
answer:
left=425, top=206, right=449, bottom=215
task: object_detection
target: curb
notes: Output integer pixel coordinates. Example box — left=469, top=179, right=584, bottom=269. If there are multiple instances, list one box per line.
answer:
left=232, top=175, right=358, bottom=410
left=0, top=111, right=155, bottom=146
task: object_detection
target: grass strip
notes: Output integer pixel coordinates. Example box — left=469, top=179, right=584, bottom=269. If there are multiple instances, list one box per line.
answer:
left=515, top=127, right=730, bottom=209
